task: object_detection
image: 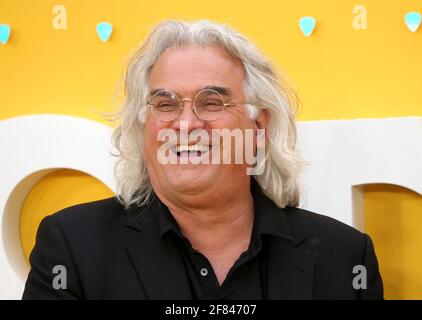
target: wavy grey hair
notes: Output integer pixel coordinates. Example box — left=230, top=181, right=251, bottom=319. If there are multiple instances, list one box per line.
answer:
left=110, top=19, right=306, bottom=210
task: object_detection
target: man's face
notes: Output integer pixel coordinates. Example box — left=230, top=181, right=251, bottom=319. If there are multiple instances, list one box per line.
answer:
left=144, top=45, right=259, bottom=197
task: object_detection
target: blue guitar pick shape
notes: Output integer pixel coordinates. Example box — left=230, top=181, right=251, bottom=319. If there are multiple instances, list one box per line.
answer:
left=405, top=12, right=421, bottom=32
left=96, top=22, right=113, bottom=42
left=0, top=24, right=11, bottom=45
left=299, top=16, right=316, bottom=37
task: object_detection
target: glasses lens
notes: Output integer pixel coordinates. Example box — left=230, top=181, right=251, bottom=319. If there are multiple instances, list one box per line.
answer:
left=195, top=89, right=225, bottom=121
left=150, top=90, right=180, bottom=121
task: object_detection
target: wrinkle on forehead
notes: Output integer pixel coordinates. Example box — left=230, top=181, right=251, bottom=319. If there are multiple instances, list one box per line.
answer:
left=148, top=45, right=245, bottom=97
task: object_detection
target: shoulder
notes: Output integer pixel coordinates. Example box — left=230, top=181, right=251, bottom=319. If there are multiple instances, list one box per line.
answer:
left=33, top=197, right=143, bottom=268
left=282, top=206, right=368, bottom=252
left=39, top=197, right=137, bottom=246
left=25, top=197, right=143, bottom=299
left=280, top=207, right=383, bottom=299
left=45, top=196, right=127, bottom=228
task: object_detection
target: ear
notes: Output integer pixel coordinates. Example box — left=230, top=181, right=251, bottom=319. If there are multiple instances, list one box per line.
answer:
left=255, top=109, right=269, bottom=149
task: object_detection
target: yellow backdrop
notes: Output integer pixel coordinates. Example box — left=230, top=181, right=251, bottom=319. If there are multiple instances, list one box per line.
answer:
left=0, top=0, right=421, bottom=299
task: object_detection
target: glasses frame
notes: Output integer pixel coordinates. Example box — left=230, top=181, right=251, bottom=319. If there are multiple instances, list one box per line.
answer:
left=147, top=88, right=244, bottom=122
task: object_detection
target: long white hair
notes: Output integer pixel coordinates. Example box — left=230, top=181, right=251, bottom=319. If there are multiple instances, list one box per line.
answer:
left=110, top=19, right=306, bottom=209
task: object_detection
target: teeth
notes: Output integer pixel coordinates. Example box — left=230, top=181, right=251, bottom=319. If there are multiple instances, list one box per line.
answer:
left=175, top=145, right=210, bottom=153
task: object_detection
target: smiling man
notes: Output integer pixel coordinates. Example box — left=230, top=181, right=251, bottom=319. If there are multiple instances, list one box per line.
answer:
left=22, top=20, right=383, bottom=300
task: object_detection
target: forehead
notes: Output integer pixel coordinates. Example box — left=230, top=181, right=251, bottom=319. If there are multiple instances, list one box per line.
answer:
left=148, top=45, right=245, bottom=95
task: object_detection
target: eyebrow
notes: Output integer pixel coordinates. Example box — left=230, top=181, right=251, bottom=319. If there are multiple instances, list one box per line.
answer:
left=149, top=86, right=233, bottom=97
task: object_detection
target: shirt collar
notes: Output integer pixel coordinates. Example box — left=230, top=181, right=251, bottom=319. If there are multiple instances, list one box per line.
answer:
left=250, top=181, right=293, bottom=240
left=155, top=180, right=294, bottom=242
left=156, top=196, right=184, bottom=238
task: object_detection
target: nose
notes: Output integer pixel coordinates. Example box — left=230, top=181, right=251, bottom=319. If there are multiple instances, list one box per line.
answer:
left=171, top=99, right=206, bottom=132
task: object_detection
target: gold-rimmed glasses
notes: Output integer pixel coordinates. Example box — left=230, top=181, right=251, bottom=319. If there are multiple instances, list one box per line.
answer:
left=147, top=88, right=244, bottom=122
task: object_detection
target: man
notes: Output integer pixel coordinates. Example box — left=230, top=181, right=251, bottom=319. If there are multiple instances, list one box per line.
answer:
left=22, top=20, right=383, bottom=299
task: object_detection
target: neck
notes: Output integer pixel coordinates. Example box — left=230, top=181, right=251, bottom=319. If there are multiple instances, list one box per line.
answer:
left=154, top=182, right=255, bottom=255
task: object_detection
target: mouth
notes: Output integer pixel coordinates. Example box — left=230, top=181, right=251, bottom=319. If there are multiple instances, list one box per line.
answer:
left=170, top=144, right=211, bottom=158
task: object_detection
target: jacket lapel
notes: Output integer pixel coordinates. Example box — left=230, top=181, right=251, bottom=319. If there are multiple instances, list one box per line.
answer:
left=266, top=239, right=314, bottom=299
left=124, top=201, right=193, bottom=299
left=253, top=186, right=315, bottom=299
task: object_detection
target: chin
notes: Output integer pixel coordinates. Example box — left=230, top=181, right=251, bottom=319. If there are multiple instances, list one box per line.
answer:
left=165, top=165, right=216, bottom=191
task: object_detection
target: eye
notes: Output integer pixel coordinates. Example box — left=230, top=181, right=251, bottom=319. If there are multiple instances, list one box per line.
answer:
left=200, top=99, right=224, bottom=112
left=156, top=101, right=178, bottom=111
left=204, top=99, right=221, bottom=105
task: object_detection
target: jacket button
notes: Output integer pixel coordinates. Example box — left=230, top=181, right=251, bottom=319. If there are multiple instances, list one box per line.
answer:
left=200, top=268, right=208, bottom=276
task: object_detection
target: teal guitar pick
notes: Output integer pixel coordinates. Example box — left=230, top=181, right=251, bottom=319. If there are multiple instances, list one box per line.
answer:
left=405, top=12, right=421, bottom=32
left=96, top=22, right=113, bottom=42
left=299, top=16, right=316, bottom=37
left=0, top=24, right=11, bottom=45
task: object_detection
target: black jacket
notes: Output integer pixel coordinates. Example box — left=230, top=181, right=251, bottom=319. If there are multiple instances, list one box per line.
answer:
left=22, top=189, right=383, bottom=300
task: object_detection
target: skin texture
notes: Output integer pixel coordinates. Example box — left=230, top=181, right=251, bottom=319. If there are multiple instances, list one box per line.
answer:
left=144, top=45, right=268, bottom=285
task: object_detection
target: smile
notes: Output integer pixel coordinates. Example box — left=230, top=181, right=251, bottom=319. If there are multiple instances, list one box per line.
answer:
left=170, top=144, right=210, bottom=158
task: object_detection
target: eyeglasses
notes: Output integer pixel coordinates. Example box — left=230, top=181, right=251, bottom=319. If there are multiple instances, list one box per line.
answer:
left=147, top=88, right=244, bottom=122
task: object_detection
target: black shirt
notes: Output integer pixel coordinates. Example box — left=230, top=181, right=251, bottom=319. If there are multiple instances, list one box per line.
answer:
left=155, top=182, right=293, bottom=300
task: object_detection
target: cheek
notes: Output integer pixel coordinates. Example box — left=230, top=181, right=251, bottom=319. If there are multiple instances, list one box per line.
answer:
left=143, top=120, right=164, bottom=162
left=144, top=119, right=176, bottom=168
left=218, top=108, right=254, bottom=130
left=144, top=118, right=166, bottom=143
